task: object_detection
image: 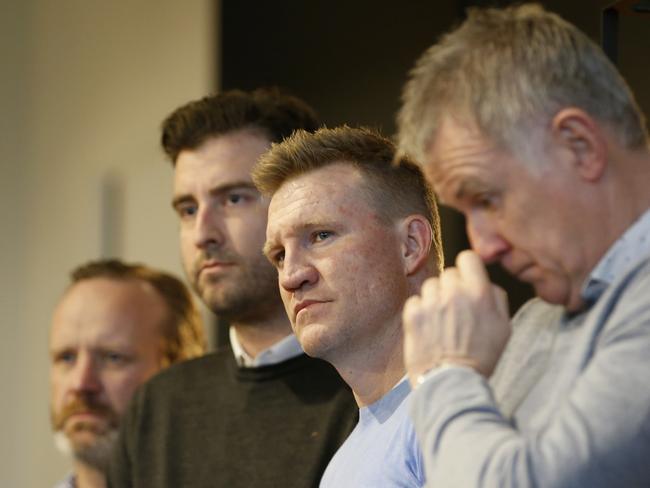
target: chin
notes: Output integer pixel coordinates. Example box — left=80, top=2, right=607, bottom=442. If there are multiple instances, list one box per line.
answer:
left=54, top=428, right=119, bottom=473
left=533, top=281, right=571, bottom=308
left=295, top=324, right=333, bottom=361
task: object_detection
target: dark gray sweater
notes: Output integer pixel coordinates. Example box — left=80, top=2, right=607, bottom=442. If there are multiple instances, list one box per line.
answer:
left=108, top=348, right=358, bottom=488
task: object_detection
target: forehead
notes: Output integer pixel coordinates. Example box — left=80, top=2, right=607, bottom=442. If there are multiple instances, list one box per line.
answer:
left=267, top=163, right=373, bottom=232
left=49, top=278, right=166, bottom=350
left=174, top=130, right=271, bottom=190
left=424, top=117, right=511, bottom=198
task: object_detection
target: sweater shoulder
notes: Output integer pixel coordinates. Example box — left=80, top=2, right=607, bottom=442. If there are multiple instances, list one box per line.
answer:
left=141, top=347, right=233, bottom=396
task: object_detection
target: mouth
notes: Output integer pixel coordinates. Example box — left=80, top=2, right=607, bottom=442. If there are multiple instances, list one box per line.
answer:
left=66, top=411, right=106, bottom=424
left=507, top=263, right=536, bottom=282
left=199, top=261, right=234, bottom=275
left=294, top=299, right=329, bottom=319
left=61, top=411, right=112, bottom=433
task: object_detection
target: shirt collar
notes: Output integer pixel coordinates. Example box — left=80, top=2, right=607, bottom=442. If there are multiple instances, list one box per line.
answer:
left=581, top=208, right=650, bottom=304
left=362, top=376, right=411, bottom=423
left=229, top=327, right=303, bottom=368
left=53, top=473, right=76, bottom=488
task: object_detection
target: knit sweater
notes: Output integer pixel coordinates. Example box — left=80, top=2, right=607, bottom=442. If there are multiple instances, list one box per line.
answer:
left=108, top=348, right=358, bottom=488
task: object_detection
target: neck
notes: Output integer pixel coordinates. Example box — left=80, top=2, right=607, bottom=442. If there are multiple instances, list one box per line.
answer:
left=73, top=461, right=106, bottom=488
left=231, top=307, right=294, bottom=359
left=333, top=318, right=406, bottom=408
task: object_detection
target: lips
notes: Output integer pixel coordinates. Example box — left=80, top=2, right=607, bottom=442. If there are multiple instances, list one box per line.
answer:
left=293, top=299, right=329, bottom=319
left=506, top=263, right=536, bottom=282
left=199, top=260, right=233, bottom=275
left=54, top=401, right=117, bottom=431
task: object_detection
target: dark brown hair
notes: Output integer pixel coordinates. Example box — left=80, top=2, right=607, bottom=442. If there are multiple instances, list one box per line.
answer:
left=161, top=88, right=319, bottom=164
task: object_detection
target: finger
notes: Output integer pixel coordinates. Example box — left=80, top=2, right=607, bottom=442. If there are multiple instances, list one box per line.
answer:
left=439, top=266, right=461, bottom=302
left=492, top=285, right=510, bottom=319
left=402, top=294, right=422, bottom=327
left=419, top=276, right=440, bottom=301
left=456, top=250, right=490, bottom=292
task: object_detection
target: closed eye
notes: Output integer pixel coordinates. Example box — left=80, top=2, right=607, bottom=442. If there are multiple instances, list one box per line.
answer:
left=273, top=250, right=285, bottom=267
left=471, top=192, right=500, bottom=210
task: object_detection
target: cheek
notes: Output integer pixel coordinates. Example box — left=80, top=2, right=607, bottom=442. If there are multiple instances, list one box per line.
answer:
left=228, top=216, right=267, bottom=253
left=105, top=367, right=156, bottom=414
left=50, top=372, right=65, bottom=408
left=179, top=229, right=196, bottom=261
left=279, top=288, right=292, bottom=312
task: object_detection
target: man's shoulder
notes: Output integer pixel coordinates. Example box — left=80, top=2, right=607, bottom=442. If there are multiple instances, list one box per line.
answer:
left=511, top=297, right=565, bottom=328
left=591, top=252, right=650, bottom=336
left=141, top=347, right=233, bottom=395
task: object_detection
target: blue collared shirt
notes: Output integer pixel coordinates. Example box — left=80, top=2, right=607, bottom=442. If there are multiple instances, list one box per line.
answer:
left=581, top=208, right=650, bottom=304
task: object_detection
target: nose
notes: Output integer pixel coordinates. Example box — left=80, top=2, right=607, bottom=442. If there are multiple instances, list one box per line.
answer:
left=193, top=204, right=225, bottom=250
left=279, top=248, right=318, bottom=293
left=466, top=213, right=510, bottom=264
left=70, top=352, right=101, bottom=394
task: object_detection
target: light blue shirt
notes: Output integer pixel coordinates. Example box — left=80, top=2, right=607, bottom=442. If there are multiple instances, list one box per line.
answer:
left=582, top=208, right=650, bottom=302
left=320, top=378, right=425, bottom=488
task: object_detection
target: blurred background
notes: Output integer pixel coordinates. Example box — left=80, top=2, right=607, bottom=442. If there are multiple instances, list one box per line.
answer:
left=1, top=1, right=647, bottom=485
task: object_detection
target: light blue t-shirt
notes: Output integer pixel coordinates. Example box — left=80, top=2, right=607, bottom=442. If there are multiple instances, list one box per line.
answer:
left=320, top=378, right=425, bottom=488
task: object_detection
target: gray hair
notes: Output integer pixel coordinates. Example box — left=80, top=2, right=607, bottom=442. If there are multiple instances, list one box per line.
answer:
left=397, top=3, right=648, bottom=165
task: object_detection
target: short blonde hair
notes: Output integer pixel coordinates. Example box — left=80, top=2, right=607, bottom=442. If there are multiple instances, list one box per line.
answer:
left=398, top=3, right=648, bottom=164
left=253, top=126, right=443, bottom=272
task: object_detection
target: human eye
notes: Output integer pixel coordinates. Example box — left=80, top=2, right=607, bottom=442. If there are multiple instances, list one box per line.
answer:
left=269, top=249, right=285, bottom=269
left=222, top=189, right=257, bottom=207
left=100, top=351, right=131, bottom=367
left=472, top=192, right=499, bottom=211
left=175, top=202, right=198, bottom=219
left=54, top=350, right=76, bottom=366
left=313, top=230, right=333, bottom=242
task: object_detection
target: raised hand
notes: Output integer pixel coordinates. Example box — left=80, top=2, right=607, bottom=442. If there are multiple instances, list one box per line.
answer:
left=403, top=250, right=511, bottom=385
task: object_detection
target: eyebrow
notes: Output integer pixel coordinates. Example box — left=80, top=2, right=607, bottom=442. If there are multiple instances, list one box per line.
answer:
left=171, top=181, right=259, bottom=209
left=262, top=219, right=341, bottom=258
left=262, top=239, right=277, bottom=259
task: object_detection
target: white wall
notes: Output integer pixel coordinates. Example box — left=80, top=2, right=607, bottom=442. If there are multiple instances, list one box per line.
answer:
left=0, top=0, right=216, bottom=485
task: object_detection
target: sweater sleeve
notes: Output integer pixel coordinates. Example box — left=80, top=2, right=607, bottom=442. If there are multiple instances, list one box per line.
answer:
left=411, top=272, right=650, bottom=488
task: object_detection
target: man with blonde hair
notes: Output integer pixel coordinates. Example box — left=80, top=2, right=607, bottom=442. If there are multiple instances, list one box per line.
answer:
left=254, top=126, right=443, bottom=486
left=398, top=3, right=650, bottom=486
left=50, top=259, right=205, bottom=488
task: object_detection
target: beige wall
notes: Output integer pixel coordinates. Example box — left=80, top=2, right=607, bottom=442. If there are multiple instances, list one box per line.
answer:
left=0, top=0, right=216, bottom=485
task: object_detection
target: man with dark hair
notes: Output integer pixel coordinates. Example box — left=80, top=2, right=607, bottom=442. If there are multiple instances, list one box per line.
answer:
left=398, top=4, right=650, bottom=486
left=50, top=259, right=205, bottom=488
left=254, top=126, right=443, bottom=487
left=109, top=89, right=357, bottom=488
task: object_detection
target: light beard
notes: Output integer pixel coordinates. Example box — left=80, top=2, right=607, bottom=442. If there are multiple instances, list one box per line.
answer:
left=192, top=255, right=282, bottom=323
left=54, top=428, right=119, bottom=474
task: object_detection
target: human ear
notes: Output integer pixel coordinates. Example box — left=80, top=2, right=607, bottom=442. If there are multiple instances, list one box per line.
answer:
left=398, top=215, right=433, bottom=276
left=550, top=108, right=607, bottom=182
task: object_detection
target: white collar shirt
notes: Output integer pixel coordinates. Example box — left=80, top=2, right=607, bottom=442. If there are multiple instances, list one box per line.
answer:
left=229, top=327, right=303, bottom=368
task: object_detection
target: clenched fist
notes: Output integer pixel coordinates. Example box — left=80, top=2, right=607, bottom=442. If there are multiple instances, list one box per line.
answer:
left=403, top=250, right=511, bottom=385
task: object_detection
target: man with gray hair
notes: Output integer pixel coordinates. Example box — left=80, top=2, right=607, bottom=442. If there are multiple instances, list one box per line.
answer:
left=397, top=3, right=650, bottom=487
